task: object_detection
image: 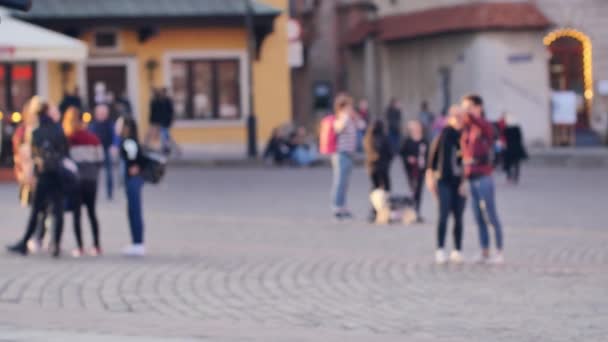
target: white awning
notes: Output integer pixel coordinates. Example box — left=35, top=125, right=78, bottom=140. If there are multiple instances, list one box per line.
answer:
left=0, top=15, right=87, bottom=61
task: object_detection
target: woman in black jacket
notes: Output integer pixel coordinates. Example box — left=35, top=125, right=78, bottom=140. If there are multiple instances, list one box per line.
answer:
left=426, top=106, right=466, bottom=264
left=120, top=118, right=147, bottom=257
left=364, top=120, right=393, bottom=221
left=400, top=120, right=428, bottom=221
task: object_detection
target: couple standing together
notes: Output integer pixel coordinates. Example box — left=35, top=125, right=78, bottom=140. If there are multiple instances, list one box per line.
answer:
left=426, top=95, right=503, bottom=265
left=329, top=93, right=504, bottom=264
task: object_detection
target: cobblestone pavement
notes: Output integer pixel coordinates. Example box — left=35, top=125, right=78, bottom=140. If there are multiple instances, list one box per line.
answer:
left=0, top=165, right=607, bottom=341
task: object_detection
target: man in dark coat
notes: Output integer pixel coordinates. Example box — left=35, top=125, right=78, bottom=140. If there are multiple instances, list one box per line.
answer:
left=149, top=88, right=175, bottom=153
left=59, top=87, right=83, bottom=117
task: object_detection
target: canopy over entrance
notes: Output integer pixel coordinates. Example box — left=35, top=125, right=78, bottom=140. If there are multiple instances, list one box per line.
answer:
left=0, top=13, right=87, bottom=61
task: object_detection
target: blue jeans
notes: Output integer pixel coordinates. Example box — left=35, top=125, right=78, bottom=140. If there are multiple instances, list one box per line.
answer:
left=160, top=127, right=171, bottom=150
left=126, top=176, right=144, bottom=245
left=103, top=148, right=113, bottom=199
left=388, top=131, right=401, bottom=153
left=292, top=146, right=318, bottom=166
left=470, top=175, right=503, bottom=250
left=331, top=152, right=354, bottom=211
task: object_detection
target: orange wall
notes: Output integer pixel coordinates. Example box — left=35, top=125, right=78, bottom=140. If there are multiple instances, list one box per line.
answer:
left=50, top=0, right=292, bottom=146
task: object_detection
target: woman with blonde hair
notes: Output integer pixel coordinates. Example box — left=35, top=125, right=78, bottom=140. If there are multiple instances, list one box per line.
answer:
left=426, top=105, right=467, bottom=264
left=63, top=106, right=104, bottom=257
left=13, top=96, right=42, bottom=205
left=12, top=97, right=48, bottom=251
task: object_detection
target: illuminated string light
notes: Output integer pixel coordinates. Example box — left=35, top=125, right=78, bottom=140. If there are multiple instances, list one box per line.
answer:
left=11, top=112, right=22, bottom=123
left=544, top=28, right=594, bottom=105
left=0, top=112, right=4, bottom=121
left=82, top=112, right=92, bottom=123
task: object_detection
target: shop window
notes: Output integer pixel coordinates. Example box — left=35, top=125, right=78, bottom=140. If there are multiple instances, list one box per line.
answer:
left=170, top=58, right=241, bottom=120
left=0, top=62, right=36, bottom=113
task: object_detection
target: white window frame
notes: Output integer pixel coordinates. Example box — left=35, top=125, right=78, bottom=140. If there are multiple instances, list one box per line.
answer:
left=92, top=29, right=122, bottom=54
left=163, top=49, right=249, bottom=128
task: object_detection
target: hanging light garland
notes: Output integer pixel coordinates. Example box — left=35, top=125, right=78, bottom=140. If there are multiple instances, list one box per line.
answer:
left=543, top=28, right=594, bottom=106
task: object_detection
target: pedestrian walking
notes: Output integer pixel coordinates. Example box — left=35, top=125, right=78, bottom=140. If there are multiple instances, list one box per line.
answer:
left=503, top=115, right=527, bottom=184
left=418, top=101, right=435, bottom=138
left=400, top=120, right=428, bottom=221
left=385, top=98, right=402, bottom=152
left=120, top=117, right=147, bottom=256
left=63, top=107, right=104, bottom=257
left=89, top=104, right=115, bottom=200
left=461, top=94, right=504, bottom=264
left=426, top=106, right=467, bottom=264
left=7, top=103, right=69, bottom=258
left=363, top=120, right=393, bottom=222
left=59, top=86, right=83, bottom=118
left=357, top=99, right=371, bottom=152
left=331, top=93, right=365, bottom=220
left=148, top=88, right=176, bottom=155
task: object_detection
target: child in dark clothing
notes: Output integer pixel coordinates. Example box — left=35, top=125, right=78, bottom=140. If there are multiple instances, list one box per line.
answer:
left=364, top=120, right=393, bottom=221
left=400, top=120, right=428, bottom=221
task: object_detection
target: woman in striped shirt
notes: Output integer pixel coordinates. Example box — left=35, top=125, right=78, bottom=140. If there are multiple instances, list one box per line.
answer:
left=331, top=93, right=366, bottom=220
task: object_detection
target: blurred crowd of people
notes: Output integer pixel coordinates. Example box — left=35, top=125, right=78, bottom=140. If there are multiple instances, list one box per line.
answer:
left=321, top=92, right=528, bottom=265
left=5, top=86, right=175, bottom=259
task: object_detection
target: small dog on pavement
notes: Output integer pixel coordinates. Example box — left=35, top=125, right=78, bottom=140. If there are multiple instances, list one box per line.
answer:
left=370, top=189, right=417, bottom=225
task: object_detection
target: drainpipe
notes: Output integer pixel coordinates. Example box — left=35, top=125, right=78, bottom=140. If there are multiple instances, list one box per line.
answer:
left=244, top=0, right=258, bottom=158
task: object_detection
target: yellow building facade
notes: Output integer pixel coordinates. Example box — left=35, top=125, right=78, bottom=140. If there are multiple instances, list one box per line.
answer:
left=28, top=0, right=291, bottom=147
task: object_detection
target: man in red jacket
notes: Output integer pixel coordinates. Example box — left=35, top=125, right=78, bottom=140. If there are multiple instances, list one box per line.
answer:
left=461, top=94, right=504, bottom=264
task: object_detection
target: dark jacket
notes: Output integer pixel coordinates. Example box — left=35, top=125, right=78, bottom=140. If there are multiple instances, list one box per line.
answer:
left=150, top=97, right=175, bottom=128
left=364, top=130, right=393, bottom=173
left=89, top=119, right=115, bottom=149
left=400, top=138, right=428, bottom=172
left=428, top=126, right=463, bottom=184
left=120, top=138, right=146, bottom=179
left=59, top=94, right=83, bottom=116
left=32, top=116, right=69, bottom=175
left=386, top=106, right=402, bottom=134
left=504, top=126, right=528, bottom=164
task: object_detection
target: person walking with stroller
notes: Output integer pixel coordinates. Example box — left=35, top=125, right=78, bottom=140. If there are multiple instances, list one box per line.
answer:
left=461, top=94, right=504, bottom=264
left=401, top=120, right=428, bottom=221
left=426, top=106, right=467, bottom=264
left=364, top=120, right=393, bottom=222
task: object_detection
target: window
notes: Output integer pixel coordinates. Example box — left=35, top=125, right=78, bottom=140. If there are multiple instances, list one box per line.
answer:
left=170, top=59, right=241, bottom=120
left=0, top=62, right=36, bottom=113
left=94, top=31, right=119, bottom=50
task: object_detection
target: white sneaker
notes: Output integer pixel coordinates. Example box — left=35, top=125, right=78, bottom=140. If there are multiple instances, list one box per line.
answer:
left=449, top=250, right=464, bottom=264
left=123, top=244, right=145, bottom=257
left=27, top=240, right=41, bottom=254
left=489, top=253, right=505, bottom=265
left=435, top=249, right=448, bottom=265
left=474, top=253, right=490, bottom=264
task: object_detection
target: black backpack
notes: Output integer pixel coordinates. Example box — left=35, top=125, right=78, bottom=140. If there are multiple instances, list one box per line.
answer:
left=37, top=137, right=63, bottom=173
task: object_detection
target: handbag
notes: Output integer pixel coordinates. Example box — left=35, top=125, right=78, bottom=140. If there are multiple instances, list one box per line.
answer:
left=141, top=150, right=167, bottom=184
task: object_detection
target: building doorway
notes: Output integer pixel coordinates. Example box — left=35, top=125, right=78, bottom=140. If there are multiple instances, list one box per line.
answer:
left=83, top=57, right=139, bottom=120
left=87, top=65, right=127, bottom=115
left=544, top=29, right=596, bottom=146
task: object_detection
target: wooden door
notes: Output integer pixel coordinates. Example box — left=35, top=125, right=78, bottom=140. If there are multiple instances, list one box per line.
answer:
left=86, top=65, right=127, bottom=108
